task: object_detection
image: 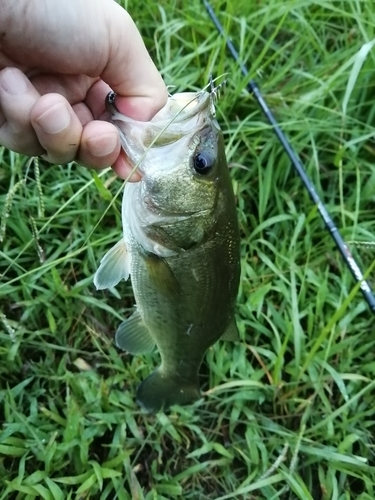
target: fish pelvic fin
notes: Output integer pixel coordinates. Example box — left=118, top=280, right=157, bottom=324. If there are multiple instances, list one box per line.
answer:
left=115, top=310, right=155, bottom=354
left=136, top=369, right=201, bottom=413
left=94, top=239, right=130, bottom=290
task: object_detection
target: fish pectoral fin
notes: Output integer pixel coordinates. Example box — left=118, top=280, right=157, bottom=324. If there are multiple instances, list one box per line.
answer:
left=115, top=310, right=155, bottom=354
left=143, top=252, right=181, bottom=296
left=93, top=239, right=130, bottom=290
left=221, top=318, right=240, bottom=342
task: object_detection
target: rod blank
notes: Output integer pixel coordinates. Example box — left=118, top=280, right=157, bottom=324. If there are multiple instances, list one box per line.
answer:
left=203, top=0, right=375, bottom=314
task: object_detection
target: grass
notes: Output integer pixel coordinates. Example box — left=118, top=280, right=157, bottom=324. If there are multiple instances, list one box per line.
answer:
left=1, top=0, right=375, bottom=498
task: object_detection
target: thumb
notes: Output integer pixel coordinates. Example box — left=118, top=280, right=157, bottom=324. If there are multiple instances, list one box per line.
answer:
left=100, top=2, right=168, bottom=121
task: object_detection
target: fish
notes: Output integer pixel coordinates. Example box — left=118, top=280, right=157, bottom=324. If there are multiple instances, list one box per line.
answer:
left=94, top=83, right=240, bottom=413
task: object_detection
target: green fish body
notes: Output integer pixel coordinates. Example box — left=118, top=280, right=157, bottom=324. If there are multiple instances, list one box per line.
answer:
left=94, top=89, right=240, bottom=413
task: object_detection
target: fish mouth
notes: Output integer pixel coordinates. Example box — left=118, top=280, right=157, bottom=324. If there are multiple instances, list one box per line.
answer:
left=106, top=76, right=225, bottom=122
left=106, top=89, right=212, bottom=132
left=106, top=90, right=207, bottom=119
left=106, top=76, right=225, bottom=131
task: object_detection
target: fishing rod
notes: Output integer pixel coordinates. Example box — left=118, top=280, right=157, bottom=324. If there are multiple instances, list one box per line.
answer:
left=202, top=0, right=375, bottom=314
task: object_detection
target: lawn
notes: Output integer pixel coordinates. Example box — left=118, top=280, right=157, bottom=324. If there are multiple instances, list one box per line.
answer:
left=1, top=0, right=375, bottom=498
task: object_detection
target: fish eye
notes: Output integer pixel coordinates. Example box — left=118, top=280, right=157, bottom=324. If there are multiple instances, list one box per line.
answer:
left=193, top=152, right=214, bottom=175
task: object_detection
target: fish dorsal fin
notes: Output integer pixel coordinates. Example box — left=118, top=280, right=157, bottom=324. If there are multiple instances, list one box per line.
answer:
left=221, top=318, right=240, bottom=342
left=115, top=310, right=155, bottom=354
left=94, top=239, right=130, bottom=290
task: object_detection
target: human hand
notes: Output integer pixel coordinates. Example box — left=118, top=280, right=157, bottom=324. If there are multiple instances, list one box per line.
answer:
left=0, top=0, right=168, bottom=180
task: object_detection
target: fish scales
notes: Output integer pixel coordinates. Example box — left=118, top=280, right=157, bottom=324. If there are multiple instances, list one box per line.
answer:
left=94, top=88, right=240, bottom=413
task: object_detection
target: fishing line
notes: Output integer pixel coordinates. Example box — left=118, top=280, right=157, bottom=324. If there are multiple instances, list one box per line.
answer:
left=203, top=0, right=375, bottom=314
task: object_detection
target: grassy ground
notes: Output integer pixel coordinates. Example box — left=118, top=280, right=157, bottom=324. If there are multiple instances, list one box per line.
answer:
left=1, top=0, right=375, bottom=498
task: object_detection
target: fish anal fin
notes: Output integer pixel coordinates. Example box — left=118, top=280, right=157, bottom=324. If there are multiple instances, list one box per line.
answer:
left=94, top=239, right=130, bottom=290
left=221, top=318, right=240, bottom=342
left=115, top=310, right=155, bottom=354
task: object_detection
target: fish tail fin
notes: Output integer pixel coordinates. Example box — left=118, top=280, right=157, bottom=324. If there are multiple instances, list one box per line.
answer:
left=136, top=369, right=201, bottom=413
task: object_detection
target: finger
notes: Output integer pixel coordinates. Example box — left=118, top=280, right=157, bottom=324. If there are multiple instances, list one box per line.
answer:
left=84, top=79, right=112, bottom=120
left=78, top=120, right=121, bottom=169
left=0, top=67, right=44, bottom=155
left=112, top=150, right=141, bottom=182
left=72, top=102, right=94, bottom=127
left=31, top=93, right=83, bottom=164
left=29, top=73, right=97, bottom=104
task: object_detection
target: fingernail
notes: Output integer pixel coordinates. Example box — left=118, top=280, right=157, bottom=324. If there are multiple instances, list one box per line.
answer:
left=0, top=68, right=29, bottom=94
left=87, top=133, right=118, bottom=157
left=35, top=103, right=70, bottom=134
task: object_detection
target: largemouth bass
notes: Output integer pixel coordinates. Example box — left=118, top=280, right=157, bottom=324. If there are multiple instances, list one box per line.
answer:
left=94, top=85, right=240, bottom=413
